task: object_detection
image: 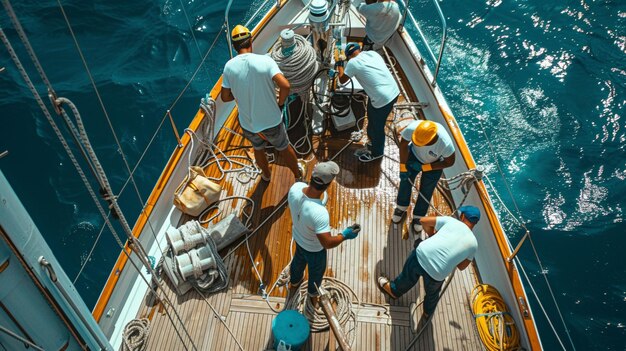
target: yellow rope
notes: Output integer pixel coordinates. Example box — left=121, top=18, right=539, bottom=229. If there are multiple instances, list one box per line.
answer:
left=471, top=284, right=521, bottom=351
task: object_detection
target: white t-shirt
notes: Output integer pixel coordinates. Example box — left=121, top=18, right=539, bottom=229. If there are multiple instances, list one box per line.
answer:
left=288, top=182, right=331, bottom=252
left=357, top=1, right=402, bottom=44
left=344, top=51, right=399, bottom=108
left=400, top=120, right=455, bottom=164
left=222, top=53, right=282, bottom=133
left=415, top=216, right=478, bottom=281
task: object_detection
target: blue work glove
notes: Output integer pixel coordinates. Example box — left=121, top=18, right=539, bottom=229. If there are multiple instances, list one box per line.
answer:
left=329, top=68, right=337, bottom=78
left=342, top=224, right=361, bottom=240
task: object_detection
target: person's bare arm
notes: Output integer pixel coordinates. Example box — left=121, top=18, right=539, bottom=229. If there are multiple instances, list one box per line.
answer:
left=457, top=259, right=472, bottom=271
left=420, top=216, right=437, bottom=236
left=337, top=65, right=350, bottom=84
left=317, top=232, right=345, bottom=249
left=423, top=152, right=455, bottom=172
left=221, top=87, right=234, bottom=102
left=273, top=73, right=291, bottom=107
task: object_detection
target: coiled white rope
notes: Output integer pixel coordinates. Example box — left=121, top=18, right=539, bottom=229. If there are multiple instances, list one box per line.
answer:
left=270, top=34, right=320, bottom=95
left=122, top=318, right=150, bottom=351
left=285, top=277, right=358, bottom=346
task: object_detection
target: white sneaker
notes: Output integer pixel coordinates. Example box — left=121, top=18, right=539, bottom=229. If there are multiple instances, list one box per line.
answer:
left=411, top=219, right=423, bottom=234
left=392, top=208, right=407, bottom=223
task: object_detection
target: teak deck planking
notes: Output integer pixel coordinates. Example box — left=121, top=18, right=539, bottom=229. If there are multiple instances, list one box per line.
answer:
left=132, top=52, right=485, bottom=351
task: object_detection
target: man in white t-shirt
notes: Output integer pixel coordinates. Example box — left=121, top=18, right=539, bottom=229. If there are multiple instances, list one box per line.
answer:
left=357, top=0, right=402, bottom=50
left=392, top=120, right=456, bottom=233
left=337, top=42, right=400, bottom=162
left=288, top=161, right=360, bottom=303
left=221, top=25, right=305, bottom=182
left=378, top=206, right=480, bottom=321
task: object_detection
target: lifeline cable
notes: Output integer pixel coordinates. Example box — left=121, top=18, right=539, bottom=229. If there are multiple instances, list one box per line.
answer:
left=443, top=14, right=576, bottom=349
left=0, top=24, right=198, bottom=351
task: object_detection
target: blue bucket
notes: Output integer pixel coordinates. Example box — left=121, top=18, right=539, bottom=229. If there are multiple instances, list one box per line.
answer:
left=271, top=310, right=310, bottom=350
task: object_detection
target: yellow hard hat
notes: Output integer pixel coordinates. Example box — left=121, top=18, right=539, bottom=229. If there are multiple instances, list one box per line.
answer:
left=411, top=120, right=438, bottom=146
left=231, top=25, right=251, bottom=42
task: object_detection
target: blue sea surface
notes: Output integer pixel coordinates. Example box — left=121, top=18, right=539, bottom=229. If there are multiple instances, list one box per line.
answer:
left=0, top=0, right=624, bottom=350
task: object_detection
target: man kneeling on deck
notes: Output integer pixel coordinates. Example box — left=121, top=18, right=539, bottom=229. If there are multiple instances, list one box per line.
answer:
left=378, top=206, right=480, bottom=322
left=288, top=161, right=360, bottom=305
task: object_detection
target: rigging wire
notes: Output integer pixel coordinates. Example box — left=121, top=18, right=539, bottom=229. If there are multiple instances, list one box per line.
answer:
left=110, top=20, right=227, bottom=204
left=0, top=24, right=198, bottom=351
left=190, top=286, right=245, bottom=351
left=54, top=0, right=166, bottom=255
left=515, top=255, right=570, bottom=351
left=71, top=17, right=226, bottom=285
left=2, top=0, right=170, bottom=278
left=72, top=210, right=111, bottom=284
left=0, top=11, right=205, bottom=350
left=383, top=14, right=574, bottom=348
left=177, top=0, right=209, bottom=76
left=440, top=29, right=577, bottom=351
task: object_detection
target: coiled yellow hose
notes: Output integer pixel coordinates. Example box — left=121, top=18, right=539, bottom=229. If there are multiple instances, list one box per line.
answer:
left=471, top=284, right=521, bottom=351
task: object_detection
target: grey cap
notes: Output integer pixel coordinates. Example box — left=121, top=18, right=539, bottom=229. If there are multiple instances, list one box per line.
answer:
left=311, top=161, right=340, bottom=185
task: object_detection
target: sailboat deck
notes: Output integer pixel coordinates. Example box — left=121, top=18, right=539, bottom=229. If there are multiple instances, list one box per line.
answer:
left=134, top=121, right=484, bottom=350
left=130, top=45, right=485, bottom=350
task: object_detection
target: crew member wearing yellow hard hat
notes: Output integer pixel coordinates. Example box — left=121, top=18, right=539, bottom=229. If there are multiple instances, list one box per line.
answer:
left=221, top=25, right=306, bottom=182
left=392, top=120, right=456, bottom=234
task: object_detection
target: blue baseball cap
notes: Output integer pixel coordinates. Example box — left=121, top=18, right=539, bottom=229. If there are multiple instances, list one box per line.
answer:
left=458, top=206, right=480, bottom=224
left=345, top=42, right=361, bottom=57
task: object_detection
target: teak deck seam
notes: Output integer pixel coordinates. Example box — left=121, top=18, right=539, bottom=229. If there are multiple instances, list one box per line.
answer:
left=135, top=52, right=485, bottom=351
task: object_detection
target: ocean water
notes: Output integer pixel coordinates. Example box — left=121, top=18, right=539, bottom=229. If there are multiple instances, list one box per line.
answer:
left=0, top=0, right=624, bottom=350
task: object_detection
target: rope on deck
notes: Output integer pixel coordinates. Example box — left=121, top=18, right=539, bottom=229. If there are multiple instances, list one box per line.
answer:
left=271, top=33, right=320, bottom=96
left=285, top=277, right=359, bottom=347
left=122, top=318, right=150, bottom=351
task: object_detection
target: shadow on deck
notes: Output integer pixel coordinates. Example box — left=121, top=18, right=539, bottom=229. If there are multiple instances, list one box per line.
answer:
left=133, top=53, right=484, bottom=351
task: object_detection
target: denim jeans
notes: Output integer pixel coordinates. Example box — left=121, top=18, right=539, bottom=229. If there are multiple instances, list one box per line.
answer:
left=390, top=250, right=444, bottom=315
left=396, top=149, right=443, bottom=218
left=367, top=95, right=398, bottom=157
left=289, top=243, right=327, bottom=296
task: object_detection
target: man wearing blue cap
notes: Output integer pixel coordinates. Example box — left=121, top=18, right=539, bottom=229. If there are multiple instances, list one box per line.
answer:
left=336, top=42, right=400, bottom=162
left=377, top=206, right=480, bottom=321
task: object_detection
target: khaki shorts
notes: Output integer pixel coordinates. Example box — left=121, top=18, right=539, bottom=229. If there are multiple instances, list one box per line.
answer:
left=242, top=122, right=290, bottom=151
